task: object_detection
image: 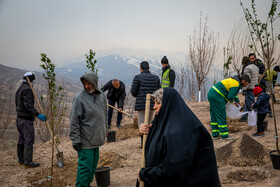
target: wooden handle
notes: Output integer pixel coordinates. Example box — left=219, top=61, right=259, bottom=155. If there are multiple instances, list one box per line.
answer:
left=26, top=77, right=54, bottom=139
left=140, top=94, right=151, bottom=187
left=107, top=104, right=132, bottom=116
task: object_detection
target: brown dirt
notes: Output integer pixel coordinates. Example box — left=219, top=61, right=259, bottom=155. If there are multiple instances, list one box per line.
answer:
left=227, top=119, right=252, bottom=133
left=116, top=124, right=139, bottom=141
left=216, top=133, right=269, bottom=166
left=1, top=87, right=280, bottom=186
left=26, top=151, right=124, bottom=187
left=227, top=169, right=268, bottom=182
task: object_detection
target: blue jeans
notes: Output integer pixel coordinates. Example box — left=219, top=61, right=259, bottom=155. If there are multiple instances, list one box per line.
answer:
left=108, top=98, right=123, bottom=128
left=242, top=89, right=255, bottom=119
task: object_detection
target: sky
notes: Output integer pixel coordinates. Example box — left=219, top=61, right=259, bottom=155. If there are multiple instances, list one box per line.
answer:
left=0, top=0, right=278, bottom=71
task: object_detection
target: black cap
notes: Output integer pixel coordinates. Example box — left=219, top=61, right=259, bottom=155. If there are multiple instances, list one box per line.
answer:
left=161, top=56, right=169, bottom=64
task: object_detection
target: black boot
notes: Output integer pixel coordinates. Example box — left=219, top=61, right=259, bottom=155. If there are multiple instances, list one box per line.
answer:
left=17, top=144, right=24, bottom=166
left=24, top=145, right=40, bottom=168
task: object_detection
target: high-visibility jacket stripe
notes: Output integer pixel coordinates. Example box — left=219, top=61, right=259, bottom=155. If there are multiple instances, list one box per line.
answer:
left=220, top=132, right=229, bottom=135
left=161, top=68, right=171, bottom=88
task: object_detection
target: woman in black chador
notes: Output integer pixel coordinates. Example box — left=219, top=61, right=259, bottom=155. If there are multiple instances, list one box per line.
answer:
left=138, top=87, right=220, bottom=187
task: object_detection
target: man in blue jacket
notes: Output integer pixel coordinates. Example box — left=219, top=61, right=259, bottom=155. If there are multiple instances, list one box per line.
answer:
left=131, top=61, right=160, bottom=147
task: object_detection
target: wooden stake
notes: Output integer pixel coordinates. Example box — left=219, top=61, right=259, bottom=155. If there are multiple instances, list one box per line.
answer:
left=140, top=94, right=151, bottom=187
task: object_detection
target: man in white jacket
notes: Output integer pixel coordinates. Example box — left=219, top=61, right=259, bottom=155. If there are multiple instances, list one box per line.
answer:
left=239, top=58, right=259, bottom=122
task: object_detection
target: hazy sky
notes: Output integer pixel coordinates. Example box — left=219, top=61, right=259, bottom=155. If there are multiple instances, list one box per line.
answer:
left=0, top=0, right=278, bottom=70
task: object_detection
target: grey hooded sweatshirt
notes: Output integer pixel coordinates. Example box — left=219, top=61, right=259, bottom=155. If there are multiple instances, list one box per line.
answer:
left=70, top=72, right=108, bottom=149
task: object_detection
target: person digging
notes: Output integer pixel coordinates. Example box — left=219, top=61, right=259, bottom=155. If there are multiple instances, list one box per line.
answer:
left=15, top=72, right=47, bottom=168
left=207, top=74, right=250, bottom=141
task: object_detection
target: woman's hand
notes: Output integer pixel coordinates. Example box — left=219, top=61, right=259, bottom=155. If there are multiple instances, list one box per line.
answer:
left=138, top=169, right=142, bottom=182
left=139, top=123, right=152, bottom=136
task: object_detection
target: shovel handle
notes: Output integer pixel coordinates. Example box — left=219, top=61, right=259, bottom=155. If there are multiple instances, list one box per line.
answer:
left=107, top=103, right=135, bottom=118
left=140, top=94, right=151, bottom=187
left=26, top=77, right=54, bottom=139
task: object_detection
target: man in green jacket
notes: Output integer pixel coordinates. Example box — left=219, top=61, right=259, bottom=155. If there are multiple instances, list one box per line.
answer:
left=265, top=65, right=280, bottom=103
left=161, top=56, right=175, bottom=88
left=208, top=75, right=250, bottom=140
left=70, top=72, right=108, bottom=187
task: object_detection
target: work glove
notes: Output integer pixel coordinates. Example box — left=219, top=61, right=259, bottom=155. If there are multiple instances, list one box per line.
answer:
left=73, top=143, right=81, bottom=152
left=37, top=114, right=47, bottom=122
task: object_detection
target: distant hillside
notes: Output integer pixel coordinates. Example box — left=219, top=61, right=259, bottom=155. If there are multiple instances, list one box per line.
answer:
left=56, top=54, right=162, bottom=86
left=0, top=63, right=82, bottom=121
left=0, top=63, right=82, bottom=95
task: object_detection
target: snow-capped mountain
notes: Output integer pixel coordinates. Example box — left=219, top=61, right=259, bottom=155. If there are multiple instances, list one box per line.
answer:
left=56, top=54, right=162, bottom=86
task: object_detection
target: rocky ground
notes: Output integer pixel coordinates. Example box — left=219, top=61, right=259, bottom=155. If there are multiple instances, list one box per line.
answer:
left=1, top=87, right=280, bottom=187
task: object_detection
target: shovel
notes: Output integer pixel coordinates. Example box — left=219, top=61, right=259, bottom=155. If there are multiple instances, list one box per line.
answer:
left=107, top=103, right=136, bottom=119
left=26, top=77, right=64, bottom=168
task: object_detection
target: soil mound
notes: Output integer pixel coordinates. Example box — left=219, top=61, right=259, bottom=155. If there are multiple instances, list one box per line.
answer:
left=116, top=125, right=139, bottom=140
left=26, top=151, right=124, bottom=187
left=216, top=133, right=268, bottom=166
left=98, top=151, right=124, bottom=169
left=227, top=169, right=267, bottom=182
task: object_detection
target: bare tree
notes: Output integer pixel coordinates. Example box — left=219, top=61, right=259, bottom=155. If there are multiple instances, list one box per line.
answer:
left=224, top=21, right=252, bottom=77
left=175, top=63, right=187, bottom=98
left=186, top=64, right=197, bottom=101
left=187, top=14, right=219, bottom=102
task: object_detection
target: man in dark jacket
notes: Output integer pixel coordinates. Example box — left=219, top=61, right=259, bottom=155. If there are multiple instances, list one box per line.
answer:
left=249, top=53, right=265, bottom=75
left=15, top=72, right=47, bottom=168
left=131, top=61, right=160, bottom=147
left=101, top=79, right=126, bottom=128
left=161, top=56, right=175, bottom=88
left=70, top=72, right=108, bottom=187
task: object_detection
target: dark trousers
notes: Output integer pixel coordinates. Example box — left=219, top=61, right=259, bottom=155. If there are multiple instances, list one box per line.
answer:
left=108, top=99, right=123, bottom=128
left=242, top=89, right=255, bottom=119
left=257, top=113, right=267, bottom=133
left=16, top=117, right=35, bottom=146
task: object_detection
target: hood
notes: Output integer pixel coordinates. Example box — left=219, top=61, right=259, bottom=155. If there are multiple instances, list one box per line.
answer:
left=261, top=93, right=270, bottom=101
left=231, top=75, right=241, bottom=84
left=80, top=72, right=101, bottom=93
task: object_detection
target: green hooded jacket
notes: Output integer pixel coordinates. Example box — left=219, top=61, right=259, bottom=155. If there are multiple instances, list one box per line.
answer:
left=70, top=72, right=108, bottom=149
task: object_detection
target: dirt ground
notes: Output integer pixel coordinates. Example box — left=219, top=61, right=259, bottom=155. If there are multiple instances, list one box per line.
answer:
left=1, top=87, right=280, bottom=187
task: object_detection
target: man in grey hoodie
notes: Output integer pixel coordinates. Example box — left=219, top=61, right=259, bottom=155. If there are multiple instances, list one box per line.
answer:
left=70, top=72, right=108, bottom=187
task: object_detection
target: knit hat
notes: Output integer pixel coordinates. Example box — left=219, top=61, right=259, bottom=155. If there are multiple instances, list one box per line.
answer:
left=161, top=56, right=169, bottom=64
left=253, top=86, right=263, bottom=96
